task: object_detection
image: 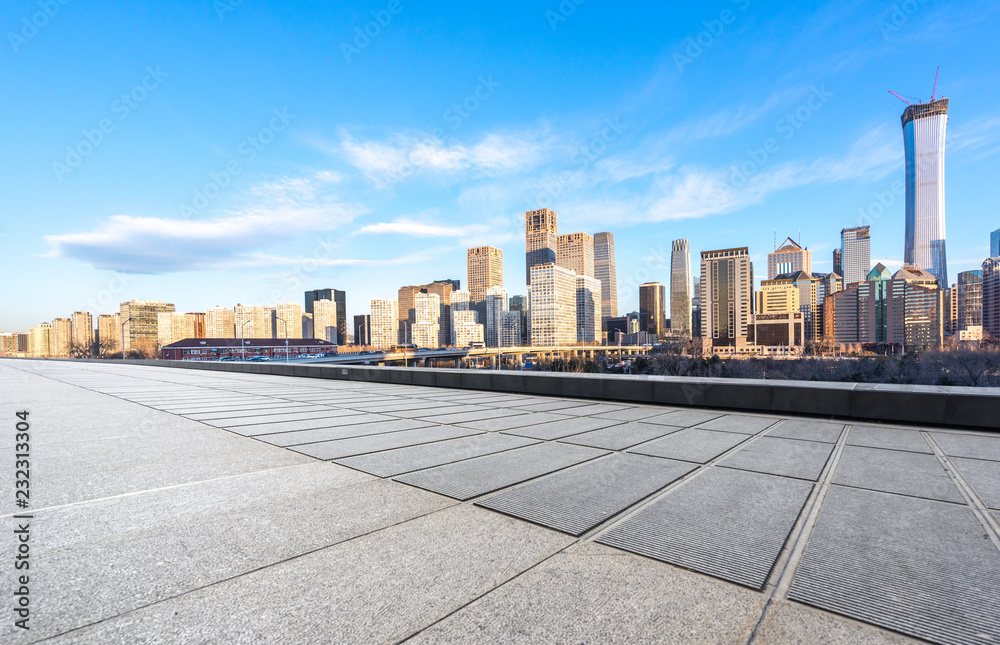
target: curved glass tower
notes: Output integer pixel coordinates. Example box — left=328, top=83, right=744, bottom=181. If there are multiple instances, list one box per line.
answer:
left=902, top=98, right=948, bottom=287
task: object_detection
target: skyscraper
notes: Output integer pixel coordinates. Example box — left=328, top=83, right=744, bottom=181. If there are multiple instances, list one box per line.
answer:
left=234, top=304, right=271, bottom=338
left=841, top=226, right=871, bottom=286
left=52, top=317, right=72, bottom=356
left=353, top=314, right=371, bottom=347
left=670, top=239, right=692, bottom=338
left=467, top=246, right=503, bottom=303
left=576, top=275, right=602, bottom=344
left=313, top=299, right=338, bottom=343
left=273, top=303, right=303, bottom=339
left=593, top=232, right=617, bottom=322
left=120, top=299, right=175, bottom=352
left=528, top=262, right=577, bottom=345
left=902, top=98, right=949, bottom=286
left=411, top=292, right=441, bottom=348
left=370, top=299, right=399, bottom=350
left=304, top=289, right=347, bottom=345
left=956, top=270, right=983, bottom=333
left=767, top=237, right=811, bottom=279
left=557, top=232, right=594, bottom=279
left=638, top=282, right=666, bottom=340
left=96, top=313, right=121, bottom=352
left=992, top=229, right=1000, bottom=258
left=483, top=286, right=508, bottom=348
left=525, top=208, right=558, bottom=286
left=508, top=295, right=528, bottom=345
left=206, top=306, right=236, bottom=338
left=700, top=248, right=753, bottom=349
left=833, top=248, right=842, bottom=278
left=71, top=311, right=93, bottom=348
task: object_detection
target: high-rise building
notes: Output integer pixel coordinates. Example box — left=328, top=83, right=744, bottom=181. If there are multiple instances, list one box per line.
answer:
left=51, top=318, right=72, bottom=356
left=411, top=292, right=441, bottom=348
left=767, top=238, right=811, bottom=280
left=528, top=262, right=577, bottom=345
left=273, top=303, right=303, bottom=339
left=189, top=313, right=206, bottom=338
left=452, top=310, right=484, bottom=347
left=157, top=312, right=198, bottom=346
left=670, top=240, right=692, bottom=338
left=957, top=270, right=983, bottom=333
left=71, top=311, right=93, bottom=349
left=370, top=300, right=399, bottom=350
left=508, top=295, right=528, bottom=345
left=525, top=208, right=558, bottom=286
left=304, top=289, right=347, bottom=345
left=983, top=258, right=1000, bottom=340
left=451, top=290, right=471, bottom=312
left=757, top=271, right=840, bottom=342
left=467, top=246, right=503, bottom=303
left=902, top=98, right=949, bottom=286
left=484, top=286, right=508, bottom=348
left=498, top=311, right=522, bottom=348
left=234, top=304, right=271, bottom=338
left=96, top=313, right=121, bottom=353
left=833, top=249, right=842, bottom=278
left=28, top=323, right=53, bottom=357
left=944, top=286, right=958, bottom=335
left=841, top=226, right=871, bottom=286
left=206, top=306, right=236, bottom=338
left=424, top=280, right=458, bottom=348
left=691, top=278, right=702, bottom=338
left=120, top=300, right=175, bottom=352
left=353, top=315, right=372, bottom=347
left=638, top=283, right=666, bottom=340
left=557, top=232, right=594, bottom=279
left=700, top=248, right=753, bottom=349
left=0, top=332, right=28, bottom=356
left=593, top=232, right=617, bottom=322
left=313, top=299, right=338, bottom=343
left=992, top=229, right=1000, bottom=258
left=576, top=275, right=602, bottom=344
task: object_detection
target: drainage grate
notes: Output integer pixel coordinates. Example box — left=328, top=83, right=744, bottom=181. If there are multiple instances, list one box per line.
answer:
left=394, top=442, right=607, bottom=500
left=628, top=428, right=749, bottom=464
left=333, top=433, right=538, bottom=478
left=598, top=467, right=813, bottom=590
left=833, top=445, right=964, bottom=503
left=717, top=436, right=834, bottom=481
left=475, top=454, right=695, bottom=536
left=789, top=486, right=1000, bottom=645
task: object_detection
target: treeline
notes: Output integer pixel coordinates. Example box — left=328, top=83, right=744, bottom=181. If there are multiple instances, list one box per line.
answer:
left=531, top=346, right=1000, bottom=387
left=67, top=340, right=160, bottom=360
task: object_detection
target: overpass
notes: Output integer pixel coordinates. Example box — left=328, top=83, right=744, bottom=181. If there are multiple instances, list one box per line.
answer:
left=289, top=345, right=651, bottom=368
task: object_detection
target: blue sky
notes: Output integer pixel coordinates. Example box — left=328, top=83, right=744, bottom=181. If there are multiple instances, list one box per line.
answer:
left=2, top=0, right=999, bottom=331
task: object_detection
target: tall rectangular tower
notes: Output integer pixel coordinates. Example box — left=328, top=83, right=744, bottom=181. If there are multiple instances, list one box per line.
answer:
left=370, top=300, right=399, bottom=350
left=466, top=246, right=503, bottom=303
left=593, top=232, right=617, bottom=321
left=71, top=311, right=94, bottom=348
left=767, top=238, right=811, bottom=279
left=956, top=270, right=983, bottom=333
left=902, top=98, right=949, bottom=286
left=525, top=208, right=558, bottom=286
left=557, top=232, right=594, bottom=279
left=841, top=226, right=871, bottom=286
left=305, top=289, right=346, bottom=345
left=670, top=239, right=692, bottom=338
left=992, top=229, right=1000, bottom=258
left=528, top=262, right=577, bottom=345
left=700, top=248, right=753, bottom=348
left=639, top=283, right=666, bottom=340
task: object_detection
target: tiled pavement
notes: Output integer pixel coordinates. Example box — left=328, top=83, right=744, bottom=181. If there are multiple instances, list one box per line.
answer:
left=3, top=359, right=1000, bottom=644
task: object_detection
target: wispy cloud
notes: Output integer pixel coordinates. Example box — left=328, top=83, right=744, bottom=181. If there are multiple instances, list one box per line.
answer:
left=44, top=172, right=364, bottom=273
left=354, top=218, right=490, bottom=238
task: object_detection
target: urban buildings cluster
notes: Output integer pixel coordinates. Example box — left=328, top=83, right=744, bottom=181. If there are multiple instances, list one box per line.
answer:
left=4, top=94, right=998, bottom=360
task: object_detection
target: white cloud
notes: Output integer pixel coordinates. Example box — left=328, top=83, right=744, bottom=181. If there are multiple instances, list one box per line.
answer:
left=354, top=218, right=489, bottom=238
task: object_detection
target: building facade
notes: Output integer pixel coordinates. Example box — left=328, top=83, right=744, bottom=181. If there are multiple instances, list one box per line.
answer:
left=353, top=314, right=372, bottom=347
left=670, top=239, right=692, bottom=338
left=956, top=270, right=983, bottom=333
left=313, top=299, right=338, bottom=343
left=369, top=299, right=399, bottom=350
left=576, top=275, right=602, bottom=344
left=841, top=226, right=871, bottom=286
left=902, top=99, right=949, bottom=287
left=992, top=229, right=1000, bottom=258
left=508, top=295, right=528, bottom=345
left=557, top=232, right=594, bottom=279
left=71, top=311, right=94, bottom=349
left=767, top=238, right=811, bottom=280
left=97, top=313, right=121, bottom=353
left=304, top=289, right=347, bottom=346
left=983, top=258, right=1000, bottom=340
left=411, top=292, right=441, bottom=348
left=206, top=306, right=236, bottom=339
left=273, top=303, right=303, bottom=339
left=700, top=248, right=753, bottom=349
left=28, top=323, right=54, bottom=357
left=593, top=232, right=617, bottom=322
left=234, top=304, right=272, bottom=339
left=638, top=282, right=666, bottom=340
left=467, top=246, right=503, bottom=302
left=525, top=208, right=558, bottom=286
left=52, top=317, right=72, bottom=357
left=528, top=263, right=577, bottom=346
left=483, top=286, right=508, bottom=348
left=120, top=300, right=175, bottom=353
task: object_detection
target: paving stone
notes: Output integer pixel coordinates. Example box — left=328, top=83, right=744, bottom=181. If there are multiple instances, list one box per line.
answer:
left=833, top=446, right=964, bottom=503
left=846, top=425, right=932, bottom=454
left=598, top=468, right=813, bottom=590
left=930, top=432, right=1000, bottom=462
left=508, top=400, right=585, bottom=413
left=593, top=406, right=677, bottom=421
left=453, top=412, right=571, bottom=432
left=240, top=413, right=397, bottom=436
left=287, top=425, right=480, bottom=460
left=645, top=409, right=723, bottom=428
left=418, top=408, right=524, bottom=425
left=395, top=442, right=608, bottom=500
left=204, top=409, right=361, bottom=428
left=698, top=414, right=781, bottom=434
left=789, top=486, right=1000, bottom=645
left=550, top=403, right=629, bottom=417
left=718, top=436, right=834, bottom=481
left=766, top=419, right=845, bottom=444
left=755, top=600, right=925, bottom=645
left=251, top=418, right=438, bottom=446
left=558, top=422, right=682, bottom=451
left=333, top=433, right=539, bottom=478
left=477, top=453, right=695, bottom=535
left=501, top=416, right=624, bottom=441
left=407, top=542, right=767, bottom=645
left=629, top=428, right=750, bottom=464
left=950, top=457, right=1000, bottom=510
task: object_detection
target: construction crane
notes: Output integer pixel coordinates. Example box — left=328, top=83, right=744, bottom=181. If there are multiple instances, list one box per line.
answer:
left=889, top=90, right=913, bottom=105
left=889, top=68, right=942, bottom=106
left=930, top=66, right=940, bottom=102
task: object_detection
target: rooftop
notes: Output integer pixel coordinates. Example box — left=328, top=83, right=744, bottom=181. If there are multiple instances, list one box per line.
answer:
left=3, top=359, right=998, bottom=644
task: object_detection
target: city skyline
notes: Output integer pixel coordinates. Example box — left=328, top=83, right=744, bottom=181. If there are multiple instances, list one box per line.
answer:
left=3, top=2, right=1000, bottom=331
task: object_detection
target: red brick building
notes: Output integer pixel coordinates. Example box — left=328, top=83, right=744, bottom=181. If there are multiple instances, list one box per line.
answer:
left=161, top=338, right=337, bottom=361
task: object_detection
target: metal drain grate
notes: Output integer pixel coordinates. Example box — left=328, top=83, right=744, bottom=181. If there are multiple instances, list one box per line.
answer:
left=628, top=428, right=749, bottom=464
left=833, top=445, right=964, bottom=503
left=598, top=467, right=813, bottom=590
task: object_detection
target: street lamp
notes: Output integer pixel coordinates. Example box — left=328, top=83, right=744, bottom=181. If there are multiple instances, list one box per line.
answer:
left=274, top=316, right=290, bottom=364
left=120, top=317, right=133, bottom=361
left=240, top=319, right=253, bottom=361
